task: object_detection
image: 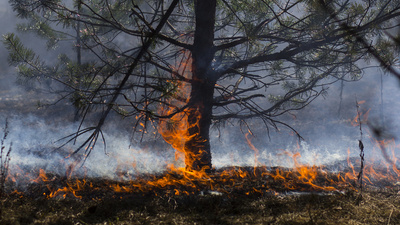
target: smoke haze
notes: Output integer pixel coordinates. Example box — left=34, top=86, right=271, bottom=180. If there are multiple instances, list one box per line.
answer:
left=1, top=1, right=400, bottom=181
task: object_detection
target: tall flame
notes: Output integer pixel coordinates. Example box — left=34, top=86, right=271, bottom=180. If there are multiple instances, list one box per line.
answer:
left=157, top=50, right=206, bottom=173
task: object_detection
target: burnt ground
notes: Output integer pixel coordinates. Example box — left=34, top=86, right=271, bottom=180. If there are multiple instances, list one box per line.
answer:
left=1, top=187, right=400, bottom=225
left=0, top=164, right=399, bottom=225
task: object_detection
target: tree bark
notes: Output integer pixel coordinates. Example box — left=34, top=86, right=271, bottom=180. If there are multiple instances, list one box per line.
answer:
left=184, top=0, right=216, bottom=172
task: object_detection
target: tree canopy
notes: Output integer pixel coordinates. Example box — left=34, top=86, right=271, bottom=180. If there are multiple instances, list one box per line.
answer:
left=3, top=0, right=400, bottom=171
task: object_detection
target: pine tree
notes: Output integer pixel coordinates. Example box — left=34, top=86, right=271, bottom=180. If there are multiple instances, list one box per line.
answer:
left=3, top=0, right=400, bottom=172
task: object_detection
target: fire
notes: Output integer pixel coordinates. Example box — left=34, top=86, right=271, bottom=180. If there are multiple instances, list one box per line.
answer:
left=245, top=132, right=261, bottom=174
left=45, top=179, right=86, bottom=199
left=157, top=50, right=209, bottom=174
left=3, top=78, right=400, bottom=199
left=5, top=139, right=400, bottom=199
left=351, top=102, right=370, bottom=127
left=157, top=51, right=191, bottom=161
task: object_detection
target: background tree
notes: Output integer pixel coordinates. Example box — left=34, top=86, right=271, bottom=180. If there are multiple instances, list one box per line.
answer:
left=3, top=0, right=400, bottom=172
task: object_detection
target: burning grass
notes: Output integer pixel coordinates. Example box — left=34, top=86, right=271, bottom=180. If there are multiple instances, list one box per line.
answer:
left=3, top=165, right=359, bottom=200
left=2, top=165, right=400, bottom=224
left=1, top=179, right=400, bottom=225
left=1, top=79, right=399, bottom=224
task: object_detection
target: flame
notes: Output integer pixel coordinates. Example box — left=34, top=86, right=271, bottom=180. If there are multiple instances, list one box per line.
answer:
left=351, top=107, right=370, bottom=126
left=6, top=140, right=400, bottom=198
left=46, top=179, right=86, bottom=199
left=157, top=51, right=191, bottom=157
left=106, top=50, right=215, bottom=193
left=5, top=72, right=400, bottom=199
left=245, top=132, right=261, bottom=175
left=157, top=50, right=209, bottom=173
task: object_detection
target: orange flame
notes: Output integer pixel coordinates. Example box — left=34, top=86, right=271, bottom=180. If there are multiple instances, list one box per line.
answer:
left=6, top=71, right=400, bottom=199
left=351, top=107, right=370, bottom=126
left=157, top=50, right=209, bottom=174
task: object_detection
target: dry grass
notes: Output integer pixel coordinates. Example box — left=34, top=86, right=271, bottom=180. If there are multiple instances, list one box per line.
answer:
left=1, top=185, right=400, bottom=225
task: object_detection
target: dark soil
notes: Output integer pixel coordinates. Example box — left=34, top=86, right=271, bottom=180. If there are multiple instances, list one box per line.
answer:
left=1, top=187, right=400, bottom=225
left=1, top=165, right=400, bottom=225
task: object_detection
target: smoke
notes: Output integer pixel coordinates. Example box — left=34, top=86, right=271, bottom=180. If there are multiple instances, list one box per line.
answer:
left=0, top=116, right=178, bottom=184
left=1, top=56, right=399, bottom=182
left=0, top=1, right=18, bottom=91
left=1, top=1, right=400, bottom=186
left=1, top=63, right=399, bottom=184
left=0, top=112, right=354, bottom=182
left=211, top=67, right=400, bottom=170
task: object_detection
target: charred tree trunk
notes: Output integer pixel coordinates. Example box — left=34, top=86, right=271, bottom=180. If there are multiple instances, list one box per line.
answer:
left=184, top=0, right=216, bottom=172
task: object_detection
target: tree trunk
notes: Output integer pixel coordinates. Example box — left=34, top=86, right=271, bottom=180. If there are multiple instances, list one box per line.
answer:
left=184, top=79, right=215, bottom=172
left=184, top=0, right=216, bottom=172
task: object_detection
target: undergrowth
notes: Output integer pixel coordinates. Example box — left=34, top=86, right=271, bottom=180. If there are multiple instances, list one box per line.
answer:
left=0, top=120, right=12, bottom=219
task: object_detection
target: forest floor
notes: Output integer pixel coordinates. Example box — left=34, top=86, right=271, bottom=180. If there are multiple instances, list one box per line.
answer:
left=1, top=164, right=400, bottom=225
left=1, top=185, right=400, bottom=225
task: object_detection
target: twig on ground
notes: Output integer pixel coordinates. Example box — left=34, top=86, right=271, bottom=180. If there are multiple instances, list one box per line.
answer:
left=388, top=208, right=394, bottom=225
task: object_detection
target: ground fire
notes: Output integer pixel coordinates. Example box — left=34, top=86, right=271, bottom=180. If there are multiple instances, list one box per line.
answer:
left=3, top=53, right=400, bottom=200
left=2, top=98, right=400, bottom=225
left=4, top=134, right=400, bottom=199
